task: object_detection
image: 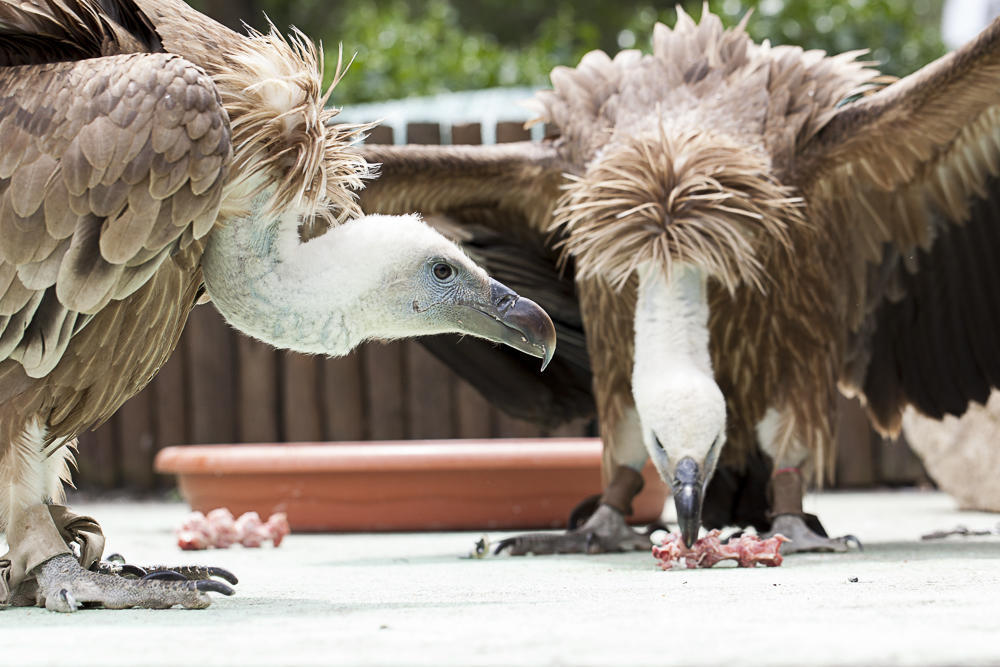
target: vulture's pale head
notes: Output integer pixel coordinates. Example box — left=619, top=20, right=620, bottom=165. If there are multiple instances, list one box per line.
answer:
left=202, top=208, right=555, bottom=367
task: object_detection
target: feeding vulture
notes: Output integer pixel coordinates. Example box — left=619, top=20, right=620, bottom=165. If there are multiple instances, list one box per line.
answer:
left=0, top=0, right=556, bottom=611
left=360, top=8, right=1000, bottom=554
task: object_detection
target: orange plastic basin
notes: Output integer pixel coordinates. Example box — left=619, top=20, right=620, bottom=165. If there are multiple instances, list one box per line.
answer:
left=154, top=438, right=668, bottom=532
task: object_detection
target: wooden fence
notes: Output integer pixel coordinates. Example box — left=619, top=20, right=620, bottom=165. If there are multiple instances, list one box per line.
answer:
left=73, top=121, right=929, bottom=493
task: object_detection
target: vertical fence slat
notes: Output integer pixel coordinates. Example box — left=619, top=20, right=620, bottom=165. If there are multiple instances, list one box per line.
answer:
left=496, top=121, right=531, bottom=144
left=116, top=384, right=155, bottom=490
left=403, top=121, right=457, bottom=438
left=492, top=120, right=545, bottom=438
left=361, top=125, right=408, bottom=440
left=322, top=351, right=367, bottom=440
left=76, top=423, right=118, bottom=491
left=448, top=121, right=497, bottom=438
left=236, top=335, right=280, bottom=443
left=282, top=352, right=324, bottom=441
left=185, top=305, right=237, bottom=443
left=365, top=341, right=407, bottom=439
left=877, top=435, right=930, bottom=486
left=834, top=395, right=877, bottom=487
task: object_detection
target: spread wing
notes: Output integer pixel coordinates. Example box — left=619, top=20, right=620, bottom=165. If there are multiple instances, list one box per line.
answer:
left=358, top=142, right=595, bottom=427
left=0, top=8, right=231, bottom=378
left=797, top=15, right=1000, bottom=433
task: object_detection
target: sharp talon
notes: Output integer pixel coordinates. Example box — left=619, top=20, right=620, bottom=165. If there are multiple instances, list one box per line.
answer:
left=195, top=579, right=235, bottom=596
left=207, top=567, right=239, bottom=585
left=841, top=534, right=863, bottom=551
left=119, top=564, right=148, bottom=578
left=142, top=570, right=186, bottom=582
left=60, top=588, right=79, bottom=612
left=494, top=538, right=515, bottom=555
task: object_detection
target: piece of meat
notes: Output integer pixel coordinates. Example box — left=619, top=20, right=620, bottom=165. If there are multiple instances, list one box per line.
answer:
left=652, top=529, right=788, bottom=570
left=176, top=509, right=290, bottom=550
left=207, top=508, right=240, bottom=548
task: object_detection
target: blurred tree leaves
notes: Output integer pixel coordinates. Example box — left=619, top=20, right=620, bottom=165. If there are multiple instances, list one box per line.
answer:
left=189, top=0, right=947, bottom=104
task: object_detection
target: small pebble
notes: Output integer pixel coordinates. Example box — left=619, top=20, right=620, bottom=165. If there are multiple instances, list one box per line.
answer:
left=848, top=577, right=859, bottom=583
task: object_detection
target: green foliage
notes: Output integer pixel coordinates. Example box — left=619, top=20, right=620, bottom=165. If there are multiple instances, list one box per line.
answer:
left=237, top=0, right=949, bottom=104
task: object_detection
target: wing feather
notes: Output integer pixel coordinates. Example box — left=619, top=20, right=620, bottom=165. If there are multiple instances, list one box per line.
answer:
left=0, top=51, right=231, bottom=378
left=794, top=16, right=1000, bottom=431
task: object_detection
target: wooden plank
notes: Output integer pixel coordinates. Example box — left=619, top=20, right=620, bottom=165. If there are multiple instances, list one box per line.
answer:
left=364, top=341, right=407, bottom=440
left=322, top=350, right=366, bottom=441
left=401, top=121, right=456, bottom=439
left=151, top=351, right=188, bottom=489
left=406, top=345, right=456, bottom=439
left=366, top=124, right=393, bottom=145
left=454, top=376, right=494, bottom=439
left=282, top=351, right=324, bottom=442
left=496, top=121, right=531, bottom=143
left=547, top=417, right=594, bottom=438
left=360, top=125, right=408, bottom=441
left=492, top=120, right=544, bottom=438
left=834, top=395, right=877, bottom=488
left=236, top=335, right=279, bottom=443
left=116, top=383, right=156, bottom=490
left=75, top=422, right=118, bottom=491
left=185, top=305, right=237, bottom=444
left=406, top=122, right=440, bottom=145
left=877, top=434, right=931, bottom=486
left=495, top=413, right=544, bottom=438
left=451, top=122, right=482, bottom=145
left=449, top=121, right=500, bottom=438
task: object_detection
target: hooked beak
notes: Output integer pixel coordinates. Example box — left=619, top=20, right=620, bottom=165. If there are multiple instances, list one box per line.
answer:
left=464, top=279, right=556, bottom=371
left=672, top=457, right=702, bottom=548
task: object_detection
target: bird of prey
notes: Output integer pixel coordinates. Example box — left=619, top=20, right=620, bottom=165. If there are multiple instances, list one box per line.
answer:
left=0, top=0, right=555, bottom=610
left=360, top=8, right=1000, bottom=554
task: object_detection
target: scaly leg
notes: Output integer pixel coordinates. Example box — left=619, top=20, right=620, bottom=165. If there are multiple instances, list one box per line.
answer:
left=1, top=425, right=235, bottom=610
left=756, top=408, right=861, bottom=553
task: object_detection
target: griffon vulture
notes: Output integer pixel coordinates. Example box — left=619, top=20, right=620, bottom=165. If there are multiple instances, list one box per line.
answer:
left=0, top=0, right=556, bottom=611
left=360, top=8, right=1000, bottom=554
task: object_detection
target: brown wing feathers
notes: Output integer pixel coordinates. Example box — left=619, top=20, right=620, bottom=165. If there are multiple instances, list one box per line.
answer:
left=0, top=32, right=230, bottom=377
left=0, top=0, right=160, bottom=65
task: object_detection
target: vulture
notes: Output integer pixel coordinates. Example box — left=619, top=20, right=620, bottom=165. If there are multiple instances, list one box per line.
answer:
left=0, top=0, right=556, bottom=611
left=360, top=8, right=1000, bottom=555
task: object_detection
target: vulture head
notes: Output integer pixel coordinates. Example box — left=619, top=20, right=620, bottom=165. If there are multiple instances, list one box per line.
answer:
left=202, top=209, right=556, bottom=365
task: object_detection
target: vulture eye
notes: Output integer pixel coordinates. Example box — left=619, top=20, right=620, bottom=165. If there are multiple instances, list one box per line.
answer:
left=432, top=262, right=455, bottom=281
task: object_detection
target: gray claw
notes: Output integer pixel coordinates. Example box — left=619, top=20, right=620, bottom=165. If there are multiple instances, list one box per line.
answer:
left=205, top=567, right=238, bottom=585
left=142, top=570, right=187, bottom=582
left=60, top=588, right=80, bottom=612
left=195, top=580, right=235, bottom=596
left=840, top=534, right=863, bottom=551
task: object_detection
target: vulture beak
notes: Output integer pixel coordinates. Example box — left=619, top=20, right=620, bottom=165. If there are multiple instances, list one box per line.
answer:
left=466, top=278, right=557, bottom=371
left=672, top=457, right=702, bottom=548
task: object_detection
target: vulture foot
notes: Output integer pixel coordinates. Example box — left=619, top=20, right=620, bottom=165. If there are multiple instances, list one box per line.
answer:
left=90, top=553, right=239, bottom=586
left=34, top=553, right=234, bottom=612
left=765, top=514, right=862, bottom=554
left=495, top=504, right=652, bottom=555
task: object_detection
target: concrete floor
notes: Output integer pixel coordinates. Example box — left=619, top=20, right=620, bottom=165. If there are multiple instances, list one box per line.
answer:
left=2, top=490, right=999, bottom=666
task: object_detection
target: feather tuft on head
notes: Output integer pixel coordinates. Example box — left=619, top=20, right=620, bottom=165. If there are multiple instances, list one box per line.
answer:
left=551, top=127, right=802, bottom=294
left=208, top=23, right=374, bottom=232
